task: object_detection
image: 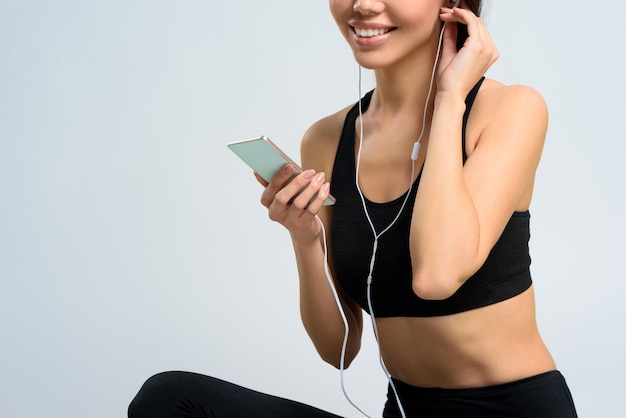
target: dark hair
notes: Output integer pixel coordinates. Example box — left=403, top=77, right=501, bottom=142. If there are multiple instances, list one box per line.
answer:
left=456, top=0, right=483, bottom=51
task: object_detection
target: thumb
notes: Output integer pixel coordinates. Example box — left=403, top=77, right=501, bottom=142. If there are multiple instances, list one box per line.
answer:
left=254, top=172, right=269, bottom=187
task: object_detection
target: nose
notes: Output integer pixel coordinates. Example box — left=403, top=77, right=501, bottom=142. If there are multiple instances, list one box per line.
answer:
left=353, top=0, right=384, bottom=15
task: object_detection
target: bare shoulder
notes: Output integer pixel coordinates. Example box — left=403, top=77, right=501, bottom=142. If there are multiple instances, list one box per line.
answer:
left=478, top=79, right=547, bottom=124
left=476, top=78, right=547, bottom=121
left=300, top=104, right=353, bottom=175
left=466, top=78, right=548, bottom=155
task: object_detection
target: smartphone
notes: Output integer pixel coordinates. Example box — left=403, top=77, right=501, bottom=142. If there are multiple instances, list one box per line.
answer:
left=227, top=136, right=336, bottom=206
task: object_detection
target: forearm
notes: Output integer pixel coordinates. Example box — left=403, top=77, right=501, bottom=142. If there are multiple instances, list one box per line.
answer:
left=292, top=235, right=362, bottom=368
left=410, top=93, right=481, bottom=299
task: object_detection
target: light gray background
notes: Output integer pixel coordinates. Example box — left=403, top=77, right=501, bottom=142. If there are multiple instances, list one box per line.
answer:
left=1, top=1, right=624, bottom=417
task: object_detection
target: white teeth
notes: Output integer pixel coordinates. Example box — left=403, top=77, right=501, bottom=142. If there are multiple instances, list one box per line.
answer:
left=354, top=27, right=390, bottom=38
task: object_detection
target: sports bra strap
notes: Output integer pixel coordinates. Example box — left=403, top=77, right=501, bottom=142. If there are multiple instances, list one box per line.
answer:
left=462, top=76, right=486, bottom=163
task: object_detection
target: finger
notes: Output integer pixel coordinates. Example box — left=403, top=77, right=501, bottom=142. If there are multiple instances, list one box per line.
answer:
left=260, top=164, right=296, bottom=208
left=290, top=172, right=327, bottom=212
left=441, top=8, right=488, bottom=45
left=439, top=7, right=477, bottom=24
left=439, top=8, right=485, bottom=45
left=462, top=16, right=498, bottom=64
left=270, top=163, right=298, bottom=188
left=273, top=180, right=330, bottom=239
left=274, top=170, right=324, bottom=210
left=254, top=172, right=269, bottom=187
left=273, top=169, right=317, bottom=208
left=304, top=182, right=331, bottom=215
left=440, top=8, right=498, bottom=63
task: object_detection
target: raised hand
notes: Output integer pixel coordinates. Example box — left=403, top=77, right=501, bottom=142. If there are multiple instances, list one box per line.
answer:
left=438, top=7, right=499, bottom=98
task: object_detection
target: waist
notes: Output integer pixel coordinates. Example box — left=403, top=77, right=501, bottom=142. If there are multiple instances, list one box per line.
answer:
left=390, top=370, right=565, bottom=397
left=383, top=370, right=577, bottom=418
left=376, top=286, right=556, bottom=388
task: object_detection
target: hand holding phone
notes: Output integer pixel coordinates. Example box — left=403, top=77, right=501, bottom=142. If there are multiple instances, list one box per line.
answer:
left=227, top=136, right=335, bottom=206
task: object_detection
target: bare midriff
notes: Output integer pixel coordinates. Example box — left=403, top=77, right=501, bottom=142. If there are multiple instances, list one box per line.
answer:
left=376, top=286, right=556, bottom=389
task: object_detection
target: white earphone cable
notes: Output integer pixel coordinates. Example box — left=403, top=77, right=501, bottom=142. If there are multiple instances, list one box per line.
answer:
left=356, top=64, right=412, bottom=418
left=316, top=215, right=372, bottom=418
left=353, top=19, right=450, bottom=418
left=317, top=11, right=453, bottom=418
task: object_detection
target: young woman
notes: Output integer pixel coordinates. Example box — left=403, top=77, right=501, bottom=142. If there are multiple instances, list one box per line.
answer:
left=129, top=1, right=578, bottom=416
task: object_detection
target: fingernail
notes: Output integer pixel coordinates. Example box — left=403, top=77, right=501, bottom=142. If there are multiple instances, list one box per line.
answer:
left=316, top=172, right=325, bottom=182
left=283, top=164, right=293, bottom=174
left=303, top=169, right=315, bottom=180
left=323, top=183, right=330, bottom=192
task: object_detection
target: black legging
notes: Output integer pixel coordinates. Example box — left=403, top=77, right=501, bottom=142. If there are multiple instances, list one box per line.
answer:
left=128, top=371, right=343, bottom=418
left=383, top=371, right=578, bottom=418
left=129, top=370, right=578, bottom=418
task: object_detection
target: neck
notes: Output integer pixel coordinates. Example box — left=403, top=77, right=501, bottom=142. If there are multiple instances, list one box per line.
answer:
left=367, top=35, right=441, bottom=117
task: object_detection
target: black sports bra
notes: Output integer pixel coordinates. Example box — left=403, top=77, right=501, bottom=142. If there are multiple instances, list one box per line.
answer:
left=330, top=78, right=533, bottom=317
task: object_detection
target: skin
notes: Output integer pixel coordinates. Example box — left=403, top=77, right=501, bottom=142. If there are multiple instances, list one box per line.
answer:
left=258, top=0, right=556, bottom=389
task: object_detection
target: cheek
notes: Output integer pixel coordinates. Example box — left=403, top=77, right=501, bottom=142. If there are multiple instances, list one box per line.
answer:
left=328, top=0, right=345, bottom=24
left=328, top=0, right=357, bottom=20
left=328, top=1, right=352, bottom=38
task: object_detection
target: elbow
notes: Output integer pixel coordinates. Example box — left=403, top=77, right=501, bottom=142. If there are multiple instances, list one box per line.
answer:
left=317, top=341, right=360, bottom=370
left=320, top=351, right=355, bottom=370
left=412, top=270, right=462, bottom=301
left=324, top=354, right=354, bottom=370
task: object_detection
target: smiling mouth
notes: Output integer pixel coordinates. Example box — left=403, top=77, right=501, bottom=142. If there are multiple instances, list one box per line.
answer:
left=352, top=27, right=395, bottom=38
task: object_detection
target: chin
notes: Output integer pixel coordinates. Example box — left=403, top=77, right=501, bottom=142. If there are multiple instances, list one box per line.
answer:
left=355, top=61, right=378, bottom=70
left=351, top=52, right=390, bottom=71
